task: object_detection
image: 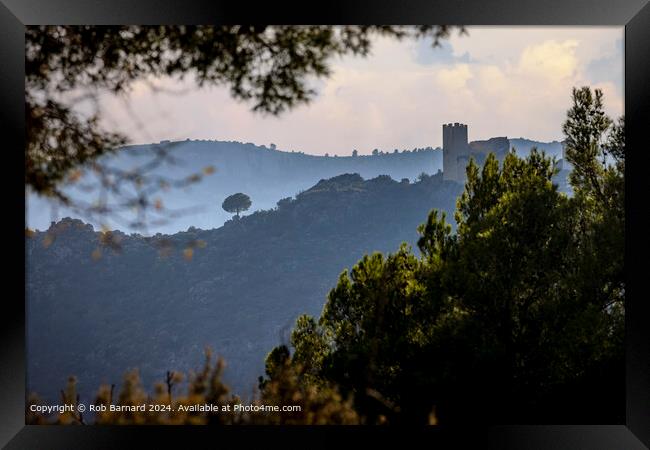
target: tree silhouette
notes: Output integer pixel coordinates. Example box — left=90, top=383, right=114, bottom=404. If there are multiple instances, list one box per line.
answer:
left=27, top=348, right=359, bottom=425
left=222, top=193, right=252, bottom=218
left=267, top=87, right=625, bottom=425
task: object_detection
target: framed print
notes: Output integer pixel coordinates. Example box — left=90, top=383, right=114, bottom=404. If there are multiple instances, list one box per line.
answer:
left=1, top=0, right=649, bottom=447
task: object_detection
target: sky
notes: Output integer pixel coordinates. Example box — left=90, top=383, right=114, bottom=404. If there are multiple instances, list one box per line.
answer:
left=96, top=26, right=624, bottom=156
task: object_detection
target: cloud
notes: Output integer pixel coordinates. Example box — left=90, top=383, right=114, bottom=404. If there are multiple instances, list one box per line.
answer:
left=586, top=37, right=624, bottom=89
left=95, top=27, right=624, bottom=154
left=412, top=39, right=472, bottom=65
left=517, top=40, right=580, bottom=81
left=436, top=64, right=473, bottom=90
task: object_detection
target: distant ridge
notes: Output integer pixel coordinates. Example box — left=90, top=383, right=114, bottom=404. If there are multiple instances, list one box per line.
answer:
left=27, top=137, right=565, bottom=234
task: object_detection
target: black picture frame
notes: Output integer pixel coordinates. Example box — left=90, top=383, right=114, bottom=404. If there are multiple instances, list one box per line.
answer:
left=2, top=1, right=649, bottom=447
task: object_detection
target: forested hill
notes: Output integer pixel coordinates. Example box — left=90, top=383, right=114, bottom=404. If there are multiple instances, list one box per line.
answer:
left=26, top=138, right=563, bottom=234
left=26, top=172, right=463, bottom=404
left=26, top=140, right=445, bottom=234
left=509, top=138, right=563, bottom=159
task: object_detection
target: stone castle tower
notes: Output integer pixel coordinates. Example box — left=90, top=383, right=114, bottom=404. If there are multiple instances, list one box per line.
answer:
left=442, top=123, right=470, bottom=183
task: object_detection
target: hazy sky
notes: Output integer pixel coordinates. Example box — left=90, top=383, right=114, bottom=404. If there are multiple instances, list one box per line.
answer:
left=98, top=26, right=624, bottom=156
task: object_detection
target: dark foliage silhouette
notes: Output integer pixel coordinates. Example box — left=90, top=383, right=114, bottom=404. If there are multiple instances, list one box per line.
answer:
left=26, top=172, right=462, bottom=408
left=222, top=193, right=252, bottom=218
left=263, top=87, right=624, bottom=425
left=26, top=87, right=621, bottom=426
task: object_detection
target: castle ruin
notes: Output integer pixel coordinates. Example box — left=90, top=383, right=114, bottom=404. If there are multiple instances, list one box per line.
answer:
left=442, top=123, right=470, bottom=183
left=442, top=123, right=509, bottom=183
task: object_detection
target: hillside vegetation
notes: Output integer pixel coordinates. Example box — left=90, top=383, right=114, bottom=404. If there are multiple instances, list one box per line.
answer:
left=26, top=172, right=462, bottom=405
left=27, top=138, right=564, bottom=234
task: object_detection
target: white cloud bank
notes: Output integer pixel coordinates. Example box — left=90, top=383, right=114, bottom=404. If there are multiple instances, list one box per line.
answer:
left=98, top=26, right=624, bottom=155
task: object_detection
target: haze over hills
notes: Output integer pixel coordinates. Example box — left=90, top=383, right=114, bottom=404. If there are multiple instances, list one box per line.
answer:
left=26, top=172, right=463, bottom=404
left=26, top=140, right=571, bottom=411
left=26, top=138, right=564, bottom=234
left=508, top=138, right=564, bottom=159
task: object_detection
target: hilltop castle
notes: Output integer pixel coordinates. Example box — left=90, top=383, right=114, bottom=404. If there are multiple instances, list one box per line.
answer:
left=442, top=123, right=509, bottom=183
